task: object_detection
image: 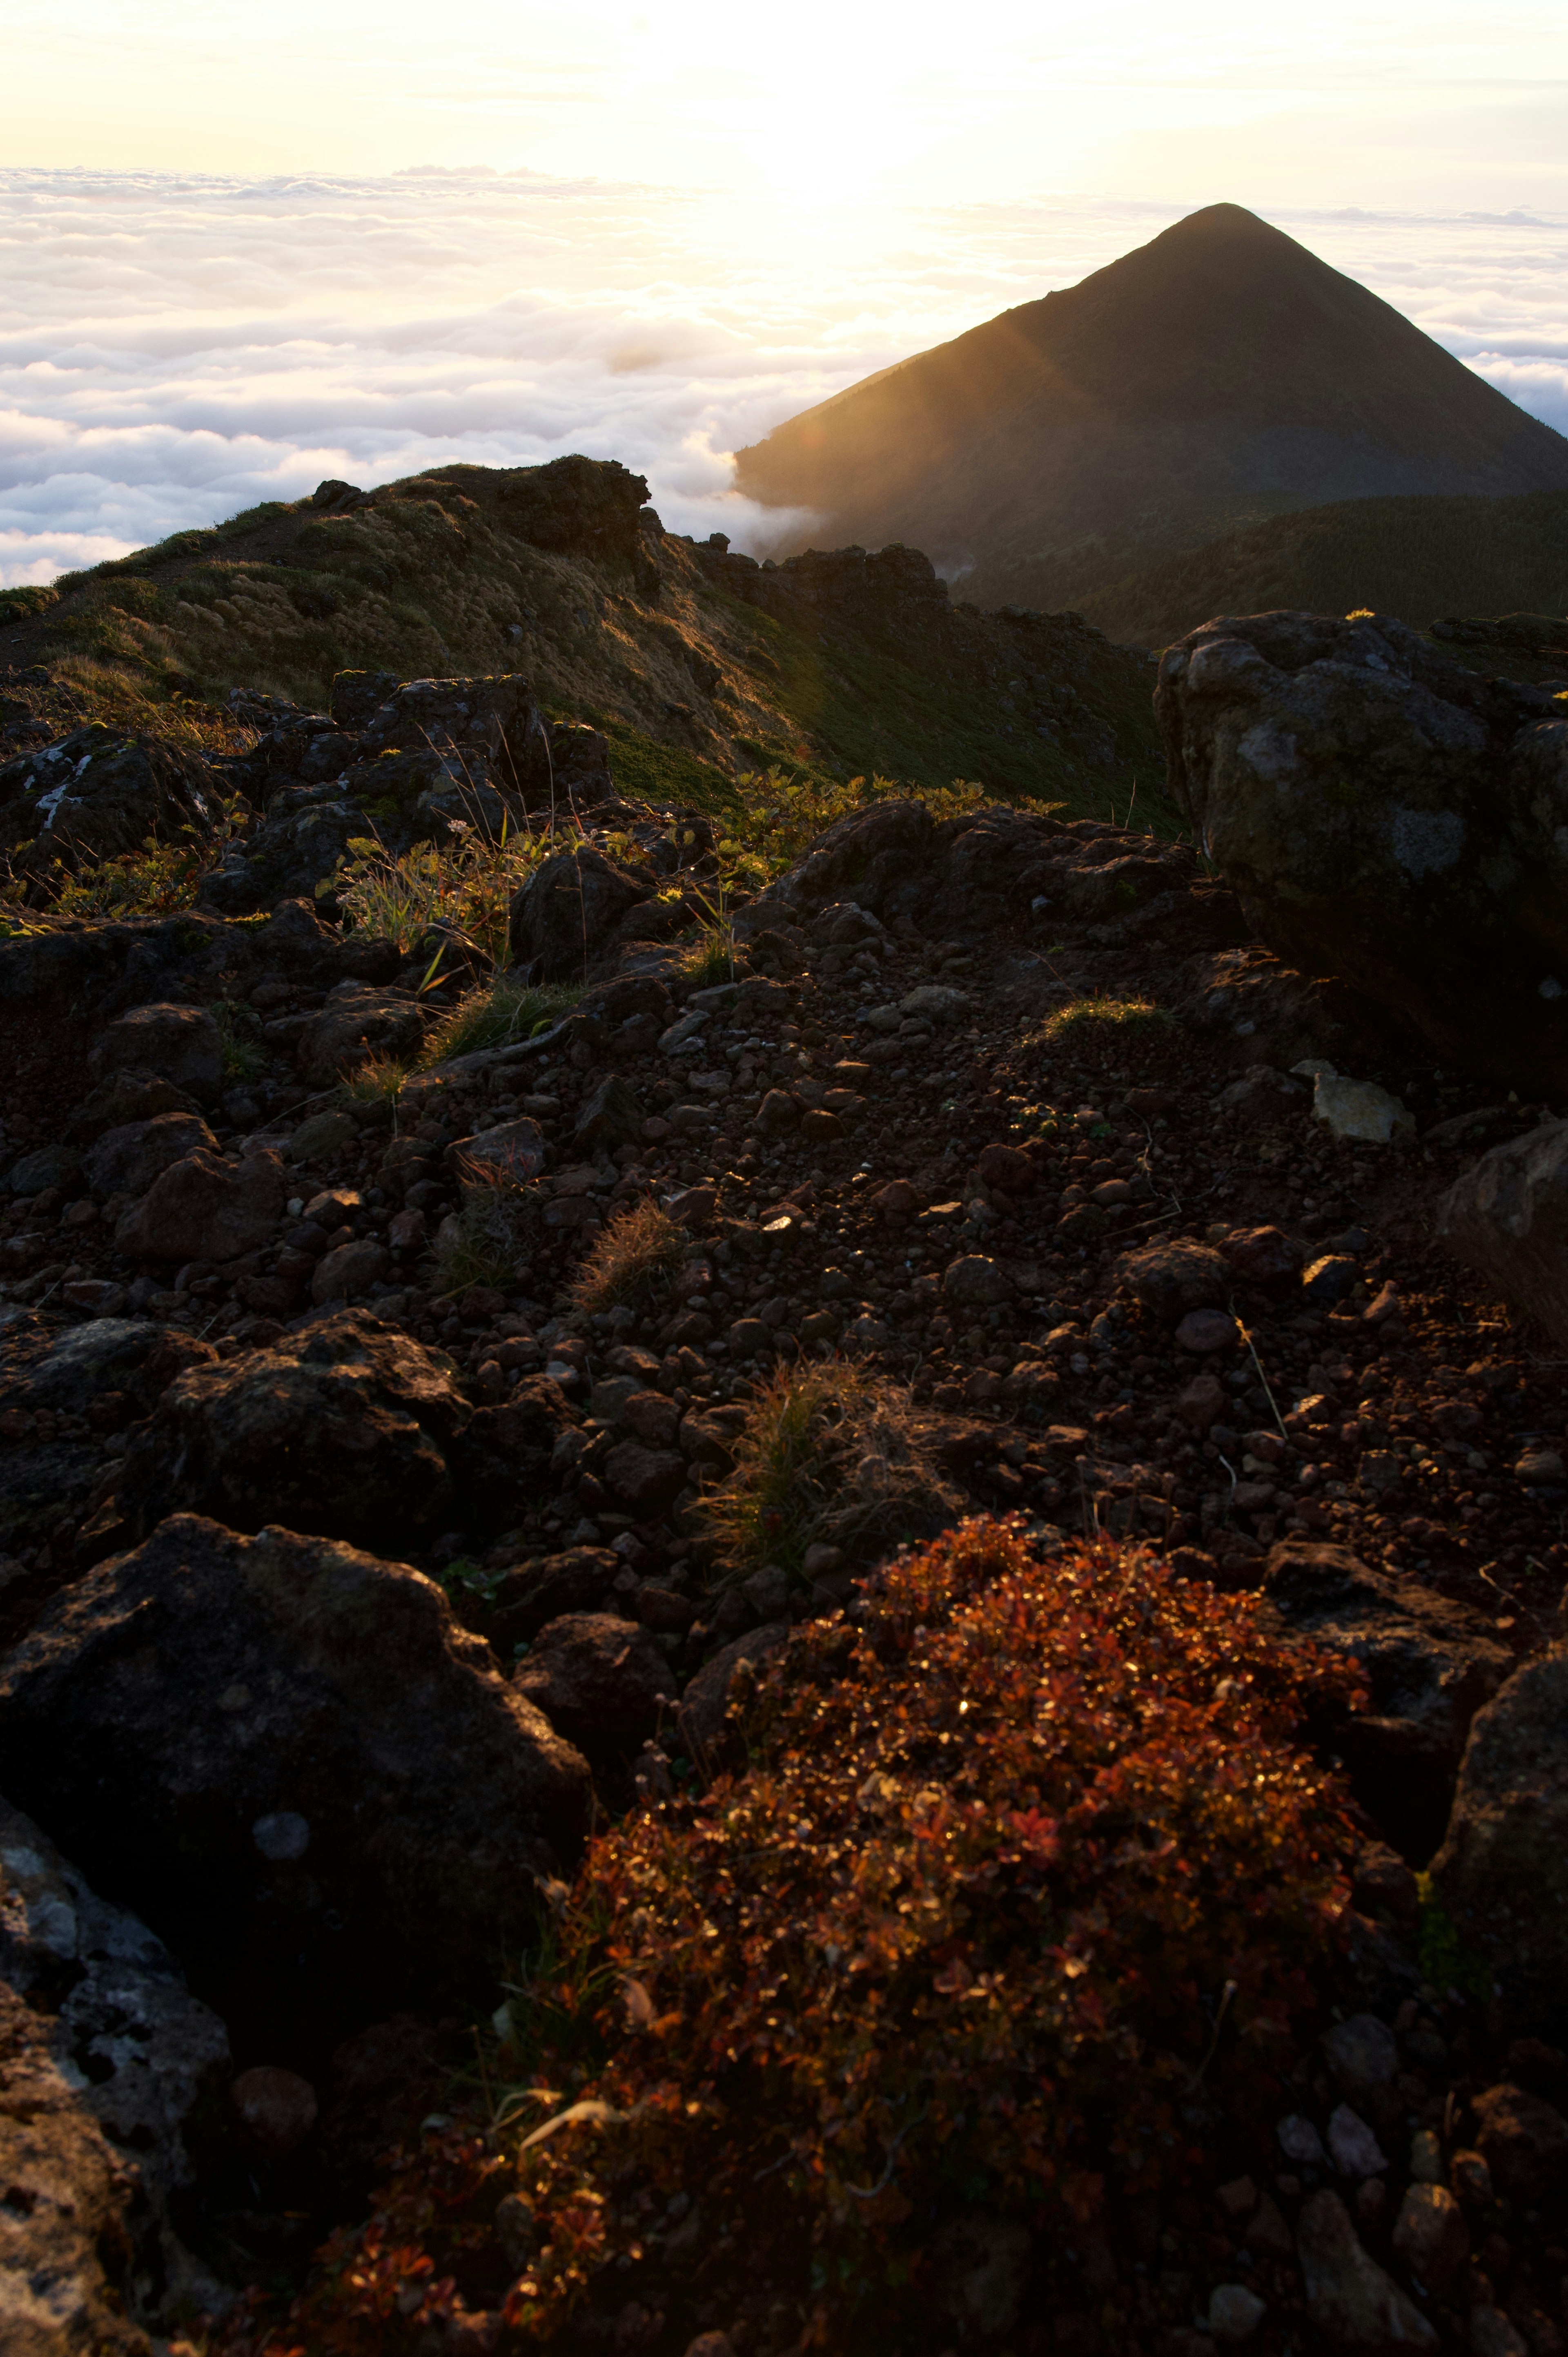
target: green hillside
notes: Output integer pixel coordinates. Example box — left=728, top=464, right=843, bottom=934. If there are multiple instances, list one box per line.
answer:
left=1077, top=487, right=1568, bottom=651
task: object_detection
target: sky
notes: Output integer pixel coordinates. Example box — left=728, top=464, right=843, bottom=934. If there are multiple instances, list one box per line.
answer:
left=3, top=0, right=1568, bottom=586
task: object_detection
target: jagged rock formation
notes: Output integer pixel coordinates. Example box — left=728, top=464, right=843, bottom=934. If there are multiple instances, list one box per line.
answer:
left=735, top=204, right=1568, bottom=611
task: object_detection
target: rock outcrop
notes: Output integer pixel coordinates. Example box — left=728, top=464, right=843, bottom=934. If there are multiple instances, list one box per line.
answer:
left=1439, top=1119, right=1568, bottom=1349
left=1156, top=609, right=1568, bottom=1089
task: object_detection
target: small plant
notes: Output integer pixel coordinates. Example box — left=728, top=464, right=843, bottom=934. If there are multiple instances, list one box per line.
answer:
left=213, top=999, right=265, bottom=1086
left=566, top=1200, right=685, bottom=1317
left=696, top=1358, right=961, bottom=1579
left=333, top=816, right=558, bottom=965
left=339, top=1052, right=410, bottom=1106
left=436, top=1166, right=542, bottom=1296
left=1038, top=992, right=1171, bottom=1044
left=417, top=977, right=581, bottom=1068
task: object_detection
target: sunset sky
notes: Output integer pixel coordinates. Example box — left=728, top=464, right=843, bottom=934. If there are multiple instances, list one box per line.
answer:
left=4, top=0, right=1567, bottom=582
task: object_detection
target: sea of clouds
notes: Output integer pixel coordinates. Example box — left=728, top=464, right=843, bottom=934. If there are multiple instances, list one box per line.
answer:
left=2, top=168, right=1566, bottom=588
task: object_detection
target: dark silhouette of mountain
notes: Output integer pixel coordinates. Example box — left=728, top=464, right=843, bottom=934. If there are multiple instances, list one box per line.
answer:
left=733, top=204, right=1568, bottom=610
left=1076, top=486, right=1568, bottom=649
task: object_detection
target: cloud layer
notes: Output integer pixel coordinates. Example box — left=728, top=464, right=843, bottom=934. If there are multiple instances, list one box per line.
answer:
left=2, top=170, right=1566, bottom=587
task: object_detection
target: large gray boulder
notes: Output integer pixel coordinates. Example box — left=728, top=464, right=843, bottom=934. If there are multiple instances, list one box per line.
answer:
left=1156, top=610, right=1568, bottom=1090
left=1429, top=1646, right=1568, bottom=2026
left=0, top=1514, right=592, bottom=2003
left=1439, top=1118, right=1568, bottom=1348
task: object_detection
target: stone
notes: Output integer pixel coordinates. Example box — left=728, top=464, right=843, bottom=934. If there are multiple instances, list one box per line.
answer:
left=1174, top=1373, right=1227, bottom=1428
left=310, top=1238, right=389, bottom=1302
left=742, top=1563, right=790, bottom=1620
left=1278, top=2114, right=1328, bottom=2167
left=1118, top=1239, right=1229, bottom=1318
left=89, top=1001, right=224, bottom=1102
left=485, top=1549, right=621, bottom=1653
left=1303, top=1254, right=1360, bottom=1306
left=1176, top=1309, right=1240, bottom=1353
left=942, top=1255, right=1013, bottom=1307
left=1321, top=2015, right=1400, bottom=2130
left=574, top=1076, right=644, bottom=1153
left=0, top=1791, right=230, bottom=2328
left=1439, top=1121, right=1568, bottom=1352
left=1392, top=2183, right=1468, bottom=2291
left=898, top=984, right=972, bottom=1024
left=726, top=1318, right=773, bottom=1358
left=513, top=1612, right=676, bottom=1753
left=873, top=1179, right=919, bottom=1215
left=1294, top=2188, right=1437, bottom=2349
left=289, top=1108, right=360, bottom=1162
left=1469, top=2083, right=1568, bottom=2201
left=975, top=1144, right=1033, bottom=1191
left=602, top=1441, right=686, bottom=1516
left=0, top=1317, right=201, bottom=1416
left=1263, top=1540, right=1511, bottom=1859
left=755, top=1088, right=800, bottom=1135
left=117, top=1307, right=473, bottom=1550
left=1313, top=1075, right=1416, bottom=1146
left=0, top=1514, right=590, bottom=2000
left=67, top=1071, right=200, bottom=1148
left=82, top=1112, right=217, bottom=1201
left=1328, top=2105, right=1389, bottom=2178
left=451, top=1116, right=548, bottom=1187
left=7, top=1144, right=81, bottom=1196
left=1516, top=1448, right=1567, bottom=1485
left=1220, top=1225, right=1301, bottom=1285
left=113, top=1144, right=285, bottom=1264
left=932, top=2212, right=1031, bottom=2341
left=1429, top=1649, right=1568, bottom=2023
left=0, top=721, right=216, bottom=886
left=296, top=991, right=428, bottom=1088
left=1156, top=608, right=1568, bottom=1092
left=232, top=2065, right=318, bottom=2156
left=1208, top=2285, right=1267, bottom=2343
left=677, top=1621, right=790, bottom=1768
left=1470, top=2308, right=1529, bottom=2357
left=507, top=842, right=653, bottom=981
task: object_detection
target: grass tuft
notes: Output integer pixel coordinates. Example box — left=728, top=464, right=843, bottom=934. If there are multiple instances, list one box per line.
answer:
left=214, top=1001, right=265, bottom=1086
left=1038, top=992, right=1172, bottom=1044
left=566, top=1200, right=685, bottom=1318
left=696, top=1358, right=962, bottom=1579
left=338, top=1052, right=410, bottom=1106
left=417, top=977, right=581, bottom=1068
left=435, top=1166, right=543, bottom=1296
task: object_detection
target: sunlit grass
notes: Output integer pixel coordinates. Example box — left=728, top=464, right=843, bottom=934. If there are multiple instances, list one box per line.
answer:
left=416, top=977, right=581, bottom=1068
left=566, top=1200, right=685, bottom=1318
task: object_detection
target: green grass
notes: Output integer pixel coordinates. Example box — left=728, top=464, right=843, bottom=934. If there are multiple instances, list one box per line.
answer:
left=418, top=978, right=581, bottom=1067
left=1038, top=993, right=1173, bottom=1044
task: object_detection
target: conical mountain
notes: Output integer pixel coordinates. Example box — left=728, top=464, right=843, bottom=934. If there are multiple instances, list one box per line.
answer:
left=734, top=204, right=1568, bottom=610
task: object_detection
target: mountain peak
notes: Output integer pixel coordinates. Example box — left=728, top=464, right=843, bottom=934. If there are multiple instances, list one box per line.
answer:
left=734, top=207, right=1568, bottom=611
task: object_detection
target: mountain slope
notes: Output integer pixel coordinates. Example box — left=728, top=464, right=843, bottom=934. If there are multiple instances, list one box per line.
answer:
left=1075, top=486, right=1568, bottom=650
left=734, top=204, right=1568, bottom=609
left=0, top=457, right=1160, bottom=822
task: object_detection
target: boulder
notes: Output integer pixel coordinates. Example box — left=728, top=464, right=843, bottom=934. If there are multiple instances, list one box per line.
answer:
left=456, top=1380, right=584, bottom=1527
left=89, top=1003, right=224, bottom=1103
left=513, top=1612, right=677, bottom=1753
left=677, top=1621, right=791, bottom=1769
left=943, top=1256, right=1013, bottom=1308
left=1439, top=1120, right=1568, bottom=1350
left=507, top=843, right=653, bottom=981
left=1295, top=2190, right=1437, bottom=2349
left=1262, top=1539, right=1511, bottom=1859
left=1118, top=1238, right=1229, bottom=1318
left=67, top=1072, right=201, bottom=1149
left=6, top=1144, right=81, bottom=1196
left=1470, top=2084, right=1568, bottom=2201
left=113, top=1145, right=285, bottom=1264
left=0, top=722, right=216, bottom=880
left=295, top=990, right=428, bottom=1088
left=0, top=1793, right=230, bottom=2322
left=1156, top=610, right=1568, bottom=1091
left=117, top=1308, right=471, bottom=1550
left=0, top=1515, right=591, bottom=2003
left=82, top=1112, right=217, bottom=1202
left=1429, top=1648, right=1568, bottom=2025
left=483, top=1548, right=622, bottom=1654
left=0, top=1317, right=210, bottom=1418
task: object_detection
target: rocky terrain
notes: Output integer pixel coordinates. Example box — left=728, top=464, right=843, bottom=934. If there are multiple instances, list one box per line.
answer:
left=2, top=603, right=1568, bottom=2356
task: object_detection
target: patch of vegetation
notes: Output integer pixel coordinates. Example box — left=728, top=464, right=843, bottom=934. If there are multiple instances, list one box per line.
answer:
left=1038, top=992, right=1173, bottom=1044
left=334, top=825, right=557, bottom=966
left=236, top=1521, right=1363, bottom=2354
left=1414, top=1872, right=1493, bottom=2002
left=338, top=1052, right=411, bottom=1107
left=435, top=1169, right=543, bottom=1297
left=419, top=978, right=581, bottom=1067
left=214, top=1001, right=266, bottom=1086
left=696, top=1359, right=960, bottom=1580
left=40, top=789, right=249, bottom=921
left=566, top=1200, right=686, bottom=1317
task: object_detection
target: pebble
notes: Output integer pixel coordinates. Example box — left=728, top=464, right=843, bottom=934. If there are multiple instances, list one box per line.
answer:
left=1176, top=1308, right=1240, bottom=1354
left=1328, top=2104, right=1388, bottom=2178
left=1207, top=2285, right=1266, bottom=2343
left=1277, top=2113, right=1327, bottom=2166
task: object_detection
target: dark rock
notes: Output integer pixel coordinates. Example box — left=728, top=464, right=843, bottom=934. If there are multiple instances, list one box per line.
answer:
left=603, top=1441, right=686, bottom=1515
left=0, top=1317, right=211, bottom=1417
left=507, top=843, right=653, bottom=981
left=0, top=723, right=216, bottom=879
left=113, top=1145, right=285, bottom=1264
left=1157, top=609, right=1568, bottom=1090
left=1470, top=2083, right=1568, bottom=2200
left=449, top=1116, right=547, bottom=1185
left=1118, top=1238, right=1229, bottom=1318
left=574, top=1076, right=644, bottom=1152
left=296, top=990, right=428, bottom=1088
left=118, top=1308, right=471, bottom=1550
left=82, top=1112, right=217, bottom=1201
left=0, top=1514, right=591, bottom=2007
left=67, top=1073, right=202, bottom=1148
left=676, top=1621, right=791, bottom=1769
left=1219, top=1225, right=1301, bottom=1286
left=1430, top=1647, right=1568, bottom=2025
left=513, top=1612, right=676, bottom=1754
left=453, top=1381, right=584, bottom=1529
left=1295, top=2189, right=1436, bottom=2349
left=1262, top=1539, right=1511, bottom=1859
left=1439, top=1120, right=1568, bottom=1350
left=484, top=1548, right=621, bottom=1654
left=942, top=1255, right=1013, bottom=1307
left=310, top=1238, right=388, bottom=1302
left=1302, top=1253, right=1359, bottom=1306
left=89, top=1002, right=223, bottom=1102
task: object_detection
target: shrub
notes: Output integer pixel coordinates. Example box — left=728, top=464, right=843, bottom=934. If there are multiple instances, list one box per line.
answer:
left=417, top=978, right=580, bottom=1068
left=45, top=789, right=249, bottom=920
left=241, top=1523, right=1363, bottom=2355
left=695, top=1359, right=962, bottom=1580
left=334, top=822, right=558, bottom=966
left=566, top=1200, right=685, bottom=1317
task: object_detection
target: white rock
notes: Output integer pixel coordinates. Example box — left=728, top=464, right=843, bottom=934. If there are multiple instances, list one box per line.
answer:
left=1312, top=1074, right=1415, bottom=1145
